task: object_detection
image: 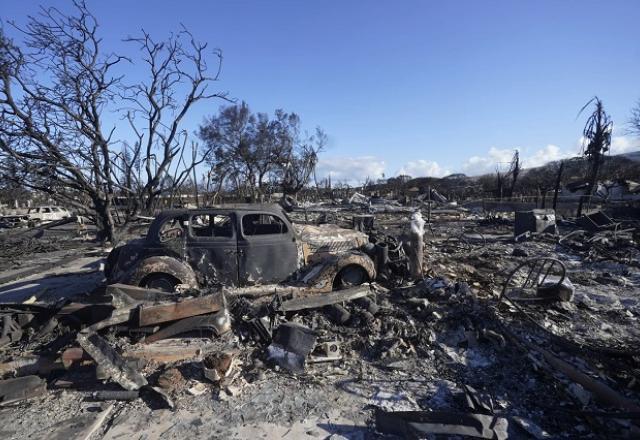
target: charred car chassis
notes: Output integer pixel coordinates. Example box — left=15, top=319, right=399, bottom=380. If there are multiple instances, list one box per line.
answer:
left=106, top=204, right=376, bottom=292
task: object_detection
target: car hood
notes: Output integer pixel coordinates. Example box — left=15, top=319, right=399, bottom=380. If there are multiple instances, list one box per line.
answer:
left=293, top=223, right=369, bottom=254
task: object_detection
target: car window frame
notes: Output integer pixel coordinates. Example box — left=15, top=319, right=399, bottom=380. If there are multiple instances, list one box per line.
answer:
left=187, top=212, right=235, bottom=241
left=240, top=212, right=289, bottom=239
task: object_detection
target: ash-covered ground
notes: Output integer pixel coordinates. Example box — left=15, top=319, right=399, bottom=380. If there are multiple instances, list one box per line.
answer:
left=0, top=209, right=638, bottom=439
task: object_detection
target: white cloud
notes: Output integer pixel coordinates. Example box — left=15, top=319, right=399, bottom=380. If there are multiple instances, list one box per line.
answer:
left=610, top=135, right=640, bottom=155
left=397, top=160, right=450, bottom=178
left=461, top=147, right=516, bottom=175
left=525, top=144, right=574, bottom=168
left=315, top=133, right=640, bottom=184
left=461, top=144, right=578, bottom=176
left=316, top=155, right=386, bottom=184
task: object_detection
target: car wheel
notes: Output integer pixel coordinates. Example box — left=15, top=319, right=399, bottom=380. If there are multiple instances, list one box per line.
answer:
left=142, top=273, right=179, bottom=292
left=334, top=265, right=368, bottom=289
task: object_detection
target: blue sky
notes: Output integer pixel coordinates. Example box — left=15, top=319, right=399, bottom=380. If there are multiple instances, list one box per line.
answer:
left=3, top=0, right=640, bottom=183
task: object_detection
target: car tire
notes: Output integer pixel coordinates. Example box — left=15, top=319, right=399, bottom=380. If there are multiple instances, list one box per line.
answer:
left=334, top=265, right=368, bottom=289
left=142, top=273, right=179, bottom=292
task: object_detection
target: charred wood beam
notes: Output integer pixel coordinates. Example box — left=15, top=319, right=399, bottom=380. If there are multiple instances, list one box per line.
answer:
left=76, top=332, right=147, bottom=390
left=123, top=341, right=221, bottom=364
left=89, top=390, right=139, bottom=401
left=277, top=284, right=381, bottom=312
left=137, top=292, right=225, bottom=326
left=63, top=341, right=221, bottom=367
left=76, top=332, right=174, bottom=408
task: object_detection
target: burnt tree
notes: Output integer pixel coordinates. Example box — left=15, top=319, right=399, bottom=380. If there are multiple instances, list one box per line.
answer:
left=119, top=28, right=227, bottom=216
left=0, top=1, right=226, bottom=241
left=576, top=97, right=612, bottom=216
left=508, top=150, right=521, bottom=198
left=280, top=126, right=327, bottom=197
left=630, top=99, right=640, bottom=137
left=199, top=103, right=326, bottom=200
left=0, top=4, right=126, bottom=241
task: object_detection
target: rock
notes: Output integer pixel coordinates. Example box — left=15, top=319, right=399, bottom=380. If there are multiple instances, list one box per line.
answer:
left=567, top=383, right=591, bottom=406
left=406, top=297, right=429, bottom=308
left=512, top=247, right=528, bottom=257
left=157, top=367, right=185, bottom=392
left=203, top=351, right=237, bottom=384
left=187, top=381, right=207, bottom=396
left=456, top=282, right=472, bottom=296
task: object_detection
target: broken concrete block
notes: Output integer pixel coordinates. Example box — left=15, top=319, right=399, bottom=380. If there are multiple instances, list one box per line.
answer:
left=537, top=276, right=575, bottom=302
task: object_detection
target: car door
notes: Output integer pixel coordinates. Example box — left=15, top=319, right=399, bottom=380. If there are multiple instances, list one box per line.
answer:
left=237, top=211, right=299, bottom=285
left=41, top=207, right=53, bottom=222
left=185, top=212, right=239, bottom=287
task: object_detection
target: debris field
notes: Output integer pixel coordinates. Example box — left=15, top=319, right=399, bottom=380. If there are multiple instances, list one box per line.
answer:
left=0, top=203, right=638, bottom=440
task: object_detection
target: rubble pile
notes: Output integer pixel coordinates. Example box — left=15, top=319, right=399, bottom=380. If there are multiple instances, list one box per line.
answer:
left=0, top=207, right=638, bottom=439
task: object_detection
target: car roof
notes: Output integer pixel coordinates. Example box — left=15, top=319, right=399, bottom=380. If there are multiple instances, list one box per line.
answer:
left=146, top=204, right=291, bottom=243
left=150, top=204, right=288, bottom=227
left=155, top=204, right=286, bottom=219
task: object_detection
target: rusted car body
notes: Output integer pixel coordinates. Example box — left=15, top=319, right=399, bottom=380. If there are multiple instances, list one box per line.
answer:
left=106, top=204, right=375, bottom=292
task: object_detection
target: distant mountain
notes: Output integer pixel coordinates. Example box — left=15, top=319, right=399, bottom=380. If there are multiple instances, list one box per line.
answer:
left=398, top=151, right=640, bottom=199
left=368, top=151, right=640, bottom=199
left=621, top=151, right=640, bottom=162
left=442, top=173, right=468, bottom=180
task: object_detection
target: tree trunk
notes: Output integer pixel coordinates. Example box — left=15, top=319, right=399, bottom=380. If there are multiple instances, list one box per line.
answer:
left=93, top=198, right=117, bottom=243
left=192, top=168, right=200, bottom=208
left=578, top=157, right=601, bottom=217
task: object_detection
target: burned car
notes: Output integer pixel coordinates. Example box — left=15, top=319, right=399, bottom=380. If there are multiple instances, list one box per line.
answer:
left=0, top=206, right=72, bottom=229
left=106, top=204, right=376, bottom=292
